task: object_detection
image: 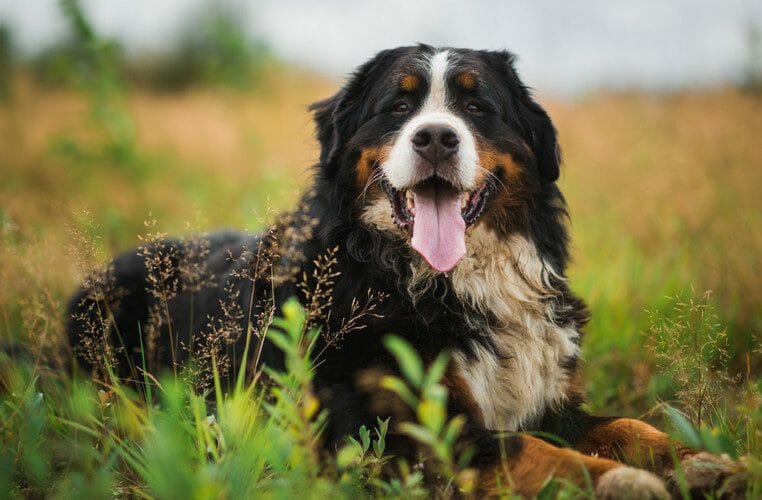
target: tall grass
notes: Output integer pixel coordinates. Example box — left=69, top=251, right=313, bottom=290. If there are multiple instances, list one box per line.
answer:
left=0, top=4, right=760, bottom=496
left=0, top=83, right=762, bottom=497
left=0, top=297, right=481, bottom=498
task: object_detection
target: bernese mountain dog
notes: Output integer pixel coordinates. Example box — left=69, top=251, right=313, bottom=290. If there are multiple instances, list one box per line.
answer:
left=67, top=45, right=741, bottom=497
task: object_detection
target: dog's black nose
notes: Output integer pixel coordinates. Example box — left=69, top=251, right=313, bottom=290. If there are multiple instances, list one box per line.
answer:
left=412, top=125, right=460, bottom=164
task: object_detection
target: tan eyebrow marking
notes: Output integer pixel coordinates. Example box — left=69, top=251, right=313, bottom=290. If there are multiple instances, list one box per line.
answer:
left=400, top=74, right=420, bottom=91
left=457, top=72, right=478, bottom=89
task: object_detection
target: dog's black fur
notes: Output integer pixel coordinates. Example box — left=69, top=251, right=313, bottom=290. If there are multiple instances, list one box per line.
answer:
left=67, top=45, right=736, bottom=496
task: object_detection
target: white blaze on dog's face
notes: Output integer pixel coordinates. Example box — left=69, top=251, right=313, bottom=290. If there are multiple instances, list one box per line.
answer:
left=314, top=46, right=561, bottom=274
left=383, top=50, right=483, bottom=273
left=384, top=51, right=479, bottom=190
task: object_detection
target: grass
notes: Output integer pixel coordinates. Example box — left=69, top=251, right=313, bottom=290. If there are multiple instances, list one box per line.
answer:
left=0, top=66, right=761, bottom=497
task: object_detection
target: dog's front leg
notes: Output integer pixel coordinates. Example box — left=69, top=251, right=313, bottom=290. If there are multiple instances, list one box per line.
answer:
left=573, top=417, right=744, bottom=496
left=573, top=417, right=686, bottom=470
left=464, top=430, right=668, bottom=498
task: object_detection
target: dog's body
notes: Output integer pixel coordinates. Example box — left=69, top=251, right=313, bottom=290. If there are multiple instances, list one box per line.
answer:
left=68, top=46, right=737, bottom=497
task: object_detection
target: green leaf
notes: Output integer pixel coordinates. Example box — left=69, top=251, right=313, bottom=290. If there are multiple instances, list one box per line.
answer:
left=423, top=352, right=450, bottom=389
left=697, top=427, right=737, bottom=458
left=373, top=417, right=389, bottom=457
left=665, top=405, right=701, bottom=449
left=380, top=376, right=419, bottom=409
left=383, top=335, right=424, bottom=388
left=266, top=329, right=292, bottom=354
left=444, top=415, right=466, bottom=446
left=336, top=443, right=361, bottom=469
left=372, top=438, right=385, bottom=457
left=347, top=436, right=362, bottom=451
left=359, top=425, right=371, bottom=452
left=536, top=478, right=561, bottom=500
left=417, top=398, right=446, bottom=434
left=422, top=382, right=448, bottom=406
left=272, top=298, right=307, bottom=342
left=398, top=422, right=437, bottom=447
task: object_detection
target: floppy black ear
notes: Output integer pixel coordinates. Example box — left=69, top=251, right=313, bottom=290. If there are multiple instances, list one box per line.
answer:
left=309, top=55, right=380, bottom=169
left=492, top=50, right=561, bottom=184
left=310, top=47, right=415, bottom=171
left=525, top=99, right=561, bottom=184
left=309, top=91, right=346, bottom=167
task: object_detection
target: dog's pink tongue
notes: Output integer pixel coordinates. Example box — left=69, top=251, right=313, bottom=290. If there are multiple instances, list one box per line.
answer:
left=411, top=184, right=466, bottom=272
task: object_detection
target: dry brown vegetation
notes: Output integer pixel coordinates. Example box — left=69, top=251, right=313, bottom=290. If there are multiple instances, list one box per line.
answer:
left=0, top=64, right=761, bottom=497
left=553, top=90, right=762, bottom=326
left=1, top=70, right=760, bottom=412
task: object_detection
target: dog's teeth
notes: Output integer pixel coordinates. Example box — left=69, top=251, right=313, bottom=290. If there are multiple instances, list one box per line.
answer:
left=461, top=193, right=469, bottom=210
left=405, top=191, right=415, bottom=215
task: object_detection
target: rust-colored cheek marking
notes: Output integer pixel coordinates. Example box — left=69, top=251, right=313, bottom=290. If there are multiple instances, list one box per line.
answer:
left=356, top=145, right=391, bottom=188
left=400, top=74, right=420, bottom=92
left=456, top=71, right=477, bottom=90
left=474, top=143, right=533, bottom=232
left=475, top=144, right=524, bottom=185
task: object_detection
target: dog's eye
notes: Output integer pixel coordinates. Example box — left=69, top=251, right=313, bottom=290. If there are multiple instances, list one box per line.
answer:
left=393, top=102, right=410, bottom=113
left=466, top=101, right=482, bottom=114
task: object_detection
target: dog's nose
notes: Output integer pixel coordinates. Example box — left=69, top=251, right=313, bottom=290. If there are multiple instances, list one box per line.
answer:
left=411, top=125, right=460, bottom=164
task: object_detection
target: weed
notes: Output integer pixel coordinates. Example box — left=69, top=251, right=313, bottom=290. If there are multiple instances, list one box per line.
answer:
left=381, top=335, right=476, bottom=495
left=648, top=290, right=735, bottom=428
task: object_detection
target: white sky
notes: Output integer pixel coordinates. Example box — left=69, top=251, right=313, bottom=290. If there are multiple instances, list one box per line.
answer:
left=1, top=0, right=761, bottom=94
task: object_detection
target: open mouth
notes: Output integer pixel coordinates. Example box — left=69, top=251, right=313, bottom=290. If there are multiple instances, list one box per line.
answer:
left=381, top=176, right=492, bottom=232
left=380, top=176, right=493, bottom=272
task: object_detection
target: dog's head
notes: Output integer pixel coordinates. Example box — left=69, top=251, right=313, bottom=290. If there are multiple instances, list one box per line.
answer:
left=312, top=45, right=561, bottom=273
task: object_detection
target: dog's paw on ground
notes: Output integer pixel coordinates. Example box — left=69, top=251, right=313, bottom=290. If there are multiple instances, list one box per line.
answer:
left=667, top=452, right=747, bottom=499
left=595, top=466, right=669, bottom=500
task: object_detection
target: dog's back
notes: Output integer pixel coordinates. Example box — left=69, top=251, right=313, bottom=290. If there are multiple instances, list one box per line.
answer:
left=66, top=230, right=270, bottom=381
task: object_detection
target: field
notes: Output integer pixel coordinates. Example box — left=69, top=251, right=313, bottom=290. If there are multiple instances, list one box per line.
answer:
left=1, top=65, right=761, bottom=497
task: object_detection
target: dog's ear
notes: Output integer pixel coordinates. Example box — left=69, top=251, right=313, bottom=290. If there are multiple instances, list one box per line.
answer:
left=309, top=56, right=379, bottom=170
left=492, top=50, right=561, bottom=184
left=310, top=47, right=408, bottom=171
left=524, top=99, right=560, bottom=184
left=309, top=91, right=346, bottom=167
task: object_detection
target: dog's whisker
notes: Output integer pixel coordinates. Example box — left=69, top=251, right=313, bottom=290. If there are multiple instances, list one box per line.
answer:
left=357, top=163, right=385, bottom=203
left=379, top=130, right=400, bottom=142
left=358, top=169, right=383, bottom=201
left=476, top=165, right=509, bottom=194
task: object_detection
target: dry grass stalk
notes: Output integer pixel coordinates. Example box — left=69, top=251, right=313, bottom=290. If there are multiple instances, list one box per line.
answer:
left=648, top=290, right=737, bottom=427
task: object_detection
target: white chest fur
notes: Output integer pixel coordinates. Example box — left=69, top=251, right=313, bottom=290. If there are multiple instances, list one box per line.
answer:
left=447, top=227, right=580, bottom=431
left=360, top=202, right=581, bottom=431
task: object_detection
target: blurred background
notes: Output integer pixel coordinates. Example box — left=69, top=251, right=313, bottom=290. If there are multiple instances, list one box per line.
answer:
left=0, top=0, right=760, bottom=417
left=4, top=0, right=762, bottom=93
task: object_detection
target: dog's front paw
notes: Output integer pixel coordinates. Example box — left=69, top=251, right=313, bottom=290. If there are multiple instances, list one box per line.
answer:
left=595, top=466, right=669, bottom=500
left=667, top=452, right=747, bottom=499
